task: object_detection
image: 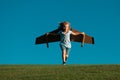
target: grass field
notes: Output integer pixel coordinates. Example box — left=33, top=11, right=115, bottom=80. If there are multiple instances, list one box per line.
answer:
left=0, top=65, right=120, bottom=80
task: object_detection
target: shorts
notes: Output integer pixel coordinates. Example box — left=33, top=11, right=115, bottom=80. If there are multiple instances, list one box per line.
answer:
left=60, top=44, right=71, bottom=54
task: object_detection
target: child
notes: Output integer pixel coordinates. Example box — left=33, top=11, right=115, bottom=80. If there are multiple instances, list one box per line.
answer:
left=58, top=21, right=85, bottom=65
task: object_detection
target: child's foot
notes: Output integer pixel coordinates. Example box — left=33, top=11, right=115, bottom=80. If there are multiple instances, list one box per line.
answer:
left=63, top=62, right=66, bottom=65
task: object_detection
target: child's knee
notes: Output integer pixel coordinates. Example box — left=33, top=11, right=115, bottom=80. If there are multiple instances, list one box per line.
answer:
left=66, top=54, right=68, bottom=57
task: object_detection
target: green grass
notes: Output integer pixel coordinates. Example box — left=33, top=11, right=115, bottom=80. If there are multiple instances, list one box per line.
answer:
left=0, top=65, right=120, bottom=80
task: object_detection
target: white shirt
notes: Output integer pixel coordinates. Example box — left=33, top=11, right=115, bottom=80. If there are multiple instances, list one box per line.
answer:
left=59, top=30, right=72, bottom=48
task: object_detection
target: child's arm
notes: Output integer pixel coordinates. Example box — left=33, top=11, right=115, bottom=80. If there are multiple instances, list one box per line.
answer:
left=72, top=31, right=85, bottom=35
left=72, top=31, right=85, bottom=47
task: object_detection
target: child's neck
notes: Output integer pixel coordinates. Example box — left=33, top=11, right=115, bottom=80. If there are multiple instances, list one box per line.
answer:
left=63, top=30, right=69, bottom=34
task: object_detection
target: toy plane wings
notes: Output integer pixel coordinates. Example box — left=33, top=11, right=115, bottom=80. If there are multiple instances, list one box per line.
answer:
left=35, top=29, right=94, bottom=48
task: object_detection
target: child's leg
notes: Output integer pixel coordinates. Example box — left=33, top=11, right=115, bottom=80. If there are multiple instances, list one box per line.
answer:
left=60, top=45, right=67, bottom=64
left=62, top=49, right=66, bottom=63
left=65, top=48, right=70, bottom=61
left=65, top=54, right=68, bottom=61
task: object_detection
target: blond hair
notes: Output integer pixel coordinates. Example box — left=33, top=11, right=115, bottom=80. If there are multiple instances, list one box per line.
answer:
left=58, top=21, right=71, bottom=31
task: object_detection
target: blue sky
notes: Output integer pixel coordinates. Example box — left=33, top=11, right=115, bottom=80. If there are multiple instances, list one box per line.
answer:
left=0, top=0, right=120, bottom=64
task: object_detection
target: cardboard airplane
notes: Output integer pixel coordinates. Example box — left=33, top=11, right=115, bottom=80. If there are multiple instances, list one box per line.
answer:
left=35, top=26, right=94, bottom=48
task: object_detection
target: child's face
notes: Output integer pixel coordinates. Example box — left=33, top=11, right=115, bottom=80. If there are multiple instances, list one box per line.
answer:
left=63, top=24, right=70, bottom=30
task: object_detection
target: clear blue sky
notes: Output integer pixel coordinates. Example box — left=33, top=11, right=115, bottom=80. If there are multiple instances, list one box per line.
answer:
left=0, top=0, right=120, bottom=64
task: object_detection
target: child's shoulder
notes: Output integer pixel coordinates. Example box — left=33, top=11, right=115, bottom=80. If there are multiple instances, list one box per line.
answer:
left=69, top=30, right=72, bottom=33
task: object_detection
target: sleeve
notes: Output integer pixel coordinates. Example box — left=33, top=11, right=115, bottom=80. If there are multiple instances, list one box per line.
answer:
left=70, top=30, right=73, bottom=34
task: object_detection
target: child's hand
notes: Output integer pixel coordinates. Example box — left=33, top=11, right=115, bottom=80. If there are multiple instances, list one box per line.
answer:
left=81, top=32, right=85, bottom=35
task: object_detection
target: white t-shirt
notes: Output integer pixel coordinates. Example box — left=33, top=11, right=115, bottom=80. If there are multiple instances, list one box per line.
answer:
left=59, top=30, right=72, bottom=48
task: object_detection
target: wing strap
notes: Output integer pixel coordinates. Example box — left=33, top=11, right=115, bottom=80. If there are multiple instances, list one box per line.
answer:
left=81, top=34, right=85, bottom=47
left=46, top=33, right=49, bottom=48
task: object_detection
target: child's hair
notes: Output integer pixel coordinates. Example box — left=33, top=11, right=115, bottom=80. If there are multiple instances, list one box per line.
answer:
left=58, top=21, right=71, bottom=31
